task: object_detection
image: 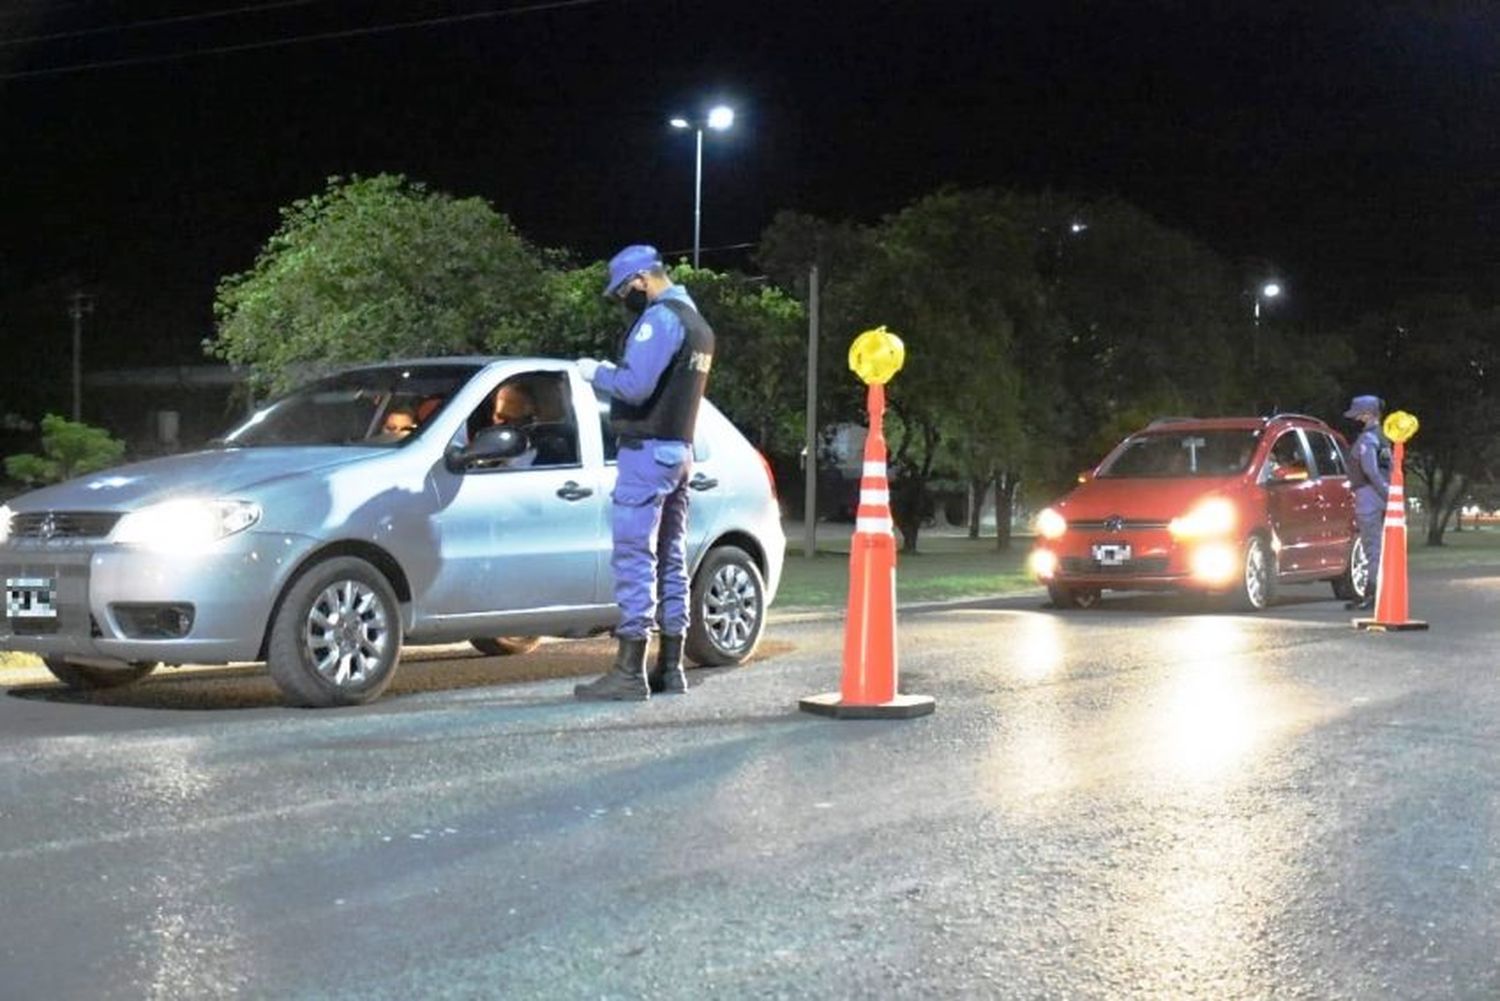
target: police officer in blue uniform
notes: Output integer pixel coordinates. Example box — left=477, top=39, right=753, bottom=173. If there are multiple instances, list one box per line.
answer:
left=1344, top=394, right=1391, bottom=611
left=575, top=245, right=715, bottom=701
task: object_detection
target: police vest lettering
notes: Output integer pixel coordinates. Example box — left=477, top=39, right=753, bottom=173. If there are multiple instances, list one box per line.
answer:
left=610, top=298, right=716, bottom=444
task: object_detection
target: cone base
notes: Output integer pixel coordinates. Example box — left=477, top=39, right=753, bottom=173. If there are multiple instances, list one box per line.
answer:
left=798, top=692, right=935, bottom=719
left=1353, top=618, right=1430, bottom=632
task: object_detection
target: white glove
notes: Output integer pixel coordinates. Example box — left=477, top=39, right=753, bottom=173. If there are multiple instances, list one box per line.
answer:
left=577, top=358, right=604, bottom=383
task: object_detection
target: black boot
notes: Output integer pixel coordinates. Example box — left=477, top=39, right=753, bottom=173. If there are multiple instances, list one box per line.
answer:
left=1345, top=595, right=1375, bottom=611
left=647, top=634, right=688, bottom=695
left=574, top=637, right=650, bottom=701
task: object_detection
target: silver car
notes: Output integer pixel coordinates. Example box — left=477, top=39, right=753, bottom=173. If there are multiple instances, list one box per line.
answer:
left=0, top=359, right=784, bottom=706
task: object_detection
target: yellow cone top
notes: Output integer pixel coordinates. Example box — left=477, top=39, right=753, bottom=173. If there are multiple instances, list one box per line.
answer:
left=1384, top=410, right=1419, bottom=444
left=848, top=326, right=906, bottom=385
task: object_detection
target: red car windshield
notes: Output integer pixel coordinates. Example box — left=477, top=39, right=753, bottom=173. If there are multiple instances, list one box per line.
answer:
left=1098, top=430, right=1261, bottom=478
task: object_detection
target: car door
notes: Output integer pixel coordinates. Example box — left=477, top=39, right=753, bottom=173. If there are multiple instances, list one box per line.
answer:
left=1305, top=429, right=1356, bottom=571
left=425, top=370, right=606, bottom=615
left=1263, top=428, right=1322, bottom=573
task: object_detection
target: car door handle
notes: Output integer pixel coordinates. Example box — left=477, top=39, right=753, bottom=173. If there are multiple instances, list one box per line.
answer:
left=689, top=473, right=718, bottom=492
left=556, top=481, right=593, bottom=502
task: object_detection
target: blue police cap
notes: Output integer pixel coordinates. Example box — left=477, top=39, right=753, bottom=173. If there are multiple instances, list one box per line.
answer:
left=604, top=244, right=662, bottom=297
left=1344, top=395, right=1382, bottom=419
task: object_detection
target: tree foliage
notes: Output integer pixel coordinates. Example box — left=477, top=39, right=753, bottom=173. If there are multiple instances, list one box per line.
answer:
left=4, top=414, right=126, bottom=485
left=1339, top=296, right=1500, bottom=544
left=207, top=174, right=550, bottom=393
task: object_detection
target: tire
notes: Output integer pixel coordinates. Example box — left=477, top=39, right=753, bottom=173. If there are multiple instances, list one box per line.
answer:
left=686, top=545, right=766, bottom=667
left=1229, top=534, right=1276, bottom=612
left=42, top=656, right=157, bottom=691
left=1331, top=535, right=1368, bottom=602
left=266, top=556, right=403, bottom=708
left=470, top=636, right=542, bottom=657
left=1047, top=583, right=1102, bottom=609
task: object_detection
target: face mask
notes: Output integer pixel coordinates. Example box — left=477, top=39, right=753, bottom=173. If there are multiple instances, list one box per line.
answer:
left=622, top=288, right=648, bottom=315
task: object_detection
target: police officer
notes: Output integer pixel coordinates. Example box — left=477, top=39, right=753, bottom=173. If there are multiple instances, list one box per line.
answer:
left=575, top=245, right=715, bottom=701
left=1344, top=394, right=1391, bottom=611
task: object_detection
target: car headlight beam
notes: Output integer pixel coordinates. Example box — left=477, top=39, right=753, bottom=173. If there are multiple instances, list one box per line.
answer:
left=1169, top=498, right=1237, bottom=540
left=113, top=499, right=261, bottom=552
left=1036, top=507, right=1068, bottom=540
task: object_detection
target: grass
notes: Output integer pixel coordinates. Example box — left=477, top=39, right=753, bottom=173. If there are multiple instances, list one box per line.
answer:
left=773, top=524, right=1500, bottom=611
left=775, top=533, right=1036, bottom=610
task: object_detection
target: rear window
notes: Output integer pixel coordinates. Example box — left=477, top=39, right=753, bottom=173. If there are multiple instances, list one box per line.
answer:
left=1099, top=430, right=1261, bottom=478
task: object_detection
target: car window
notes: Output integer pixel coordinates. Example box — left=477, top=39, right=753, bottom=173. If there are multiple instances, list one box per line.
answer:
left=596, top=394, right=619, bottom=463
left=1267, top=430, right=1310, bottom=477
left=220, top=364, right=480, bottom=447
left=454, top=371, right=580, bottom=470
left=1305, top=430, right=1348, bottom=477
left=1098, top=430, right=1260, bottom=478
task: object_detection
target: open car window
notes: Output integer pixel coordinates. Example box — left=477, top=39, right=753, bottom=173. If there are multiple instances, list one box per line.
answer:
left=452, top=370, right=581, bottom=470
left=219, top=364, right=480, bottom=447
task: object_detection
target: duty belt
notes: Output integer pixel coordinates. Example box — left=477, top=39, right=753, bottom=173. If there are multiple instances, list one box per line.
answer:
left=617, top=436, right=645, bottom=450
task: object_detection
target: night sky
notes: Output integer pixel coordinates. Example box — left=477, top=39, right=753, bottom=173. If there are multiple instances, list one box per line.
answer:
left=2, top=0, right=1498, bottom=402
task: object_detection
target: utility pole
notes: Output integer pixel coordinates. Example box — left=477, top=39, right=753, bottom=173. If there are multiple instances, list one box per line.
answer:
left=67, top=291, right=94, bottom=421
left=803, top=264, right=820, bottom=558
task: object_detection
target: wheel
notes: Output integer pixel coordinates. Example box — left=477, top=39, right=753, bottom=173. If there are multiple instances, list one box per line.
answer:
left=470, top=636, right=542, bottom=657
left=686, top=545, right=766, bottom=666
left=1331, top=535, right=1368, bottom=602
left=266, top=556, right=403, bottom=707
left=42, top=657, right=157, bottom=690
left=1047, top=583, right=1102, bottom=609
left=1229, top=534, right=1276, bottom=611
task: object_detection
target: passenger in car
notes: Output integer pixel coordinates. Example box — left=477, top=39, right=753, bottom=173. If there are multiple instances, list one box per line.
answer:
left=380, top=408, right=417, bottom=439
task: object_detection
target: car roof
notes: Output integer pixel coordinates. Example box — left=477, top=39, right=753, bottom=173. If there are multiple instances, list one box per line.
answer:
left=1141, top=413, right=1334, bottom=433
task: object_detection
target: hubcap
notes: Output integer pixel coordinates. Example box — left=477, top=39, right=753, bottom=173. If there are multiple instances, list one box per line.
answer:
left=1350, top=537, right=1370, bottom=598
left=305, top=579, right=391, bottom=687
left=1245, top=541, right=1268, bottom=607
left=702, top=563, right=759, bottom=654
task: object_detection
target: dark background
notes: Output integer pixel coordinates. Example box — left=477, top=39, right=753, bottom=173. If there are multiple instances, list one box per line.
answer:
left=2, top=0, right=1498, bottom=413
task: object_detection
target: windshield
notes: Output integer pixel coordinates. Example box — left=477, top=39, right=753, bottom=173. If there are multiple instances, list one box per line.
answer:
left=219, top=364, right=482, bottom=447
left=1098, top=429, right=1261, bottom=478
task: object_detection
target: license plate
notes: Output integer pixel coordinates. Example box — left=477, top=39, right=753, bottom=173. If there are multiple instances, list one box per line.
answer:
left=1091, top=543, right=1131, bottom=566
left=5, top=577, right=57, bottom=619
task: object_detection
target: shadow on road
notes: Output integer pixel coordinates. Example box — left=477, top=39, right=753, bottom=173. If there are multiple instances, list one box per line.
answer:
left=4, top=638, right=798, bottom=712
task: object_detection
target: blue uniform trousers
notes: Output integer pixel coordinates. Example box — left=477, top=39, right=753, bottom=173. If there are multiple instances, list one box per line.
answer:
left=1355, top=492, right=1384, bottom=595
left=611, top=440, right=692, bottom=640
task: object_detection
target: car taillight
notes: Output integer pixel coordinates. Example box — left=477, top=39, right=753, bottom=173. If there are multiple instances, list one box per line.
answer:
left=756, top=450, right=778, bottom=500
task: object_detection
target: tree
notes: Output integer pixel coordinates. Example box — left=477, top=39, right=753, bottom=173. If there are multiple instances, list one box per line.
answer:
left=207, top=174, right=551, bottom=392
left=5, top=414, right=126, bottom=485
left=1341, top=296, right=1500, bottom=544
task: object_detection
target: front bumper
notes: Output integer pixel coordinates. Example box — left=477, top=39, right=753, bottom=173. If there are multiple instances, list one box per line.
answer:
left=1031, top=532, right=1242, bottom=592
left=0, top=532, right=321, bottom=664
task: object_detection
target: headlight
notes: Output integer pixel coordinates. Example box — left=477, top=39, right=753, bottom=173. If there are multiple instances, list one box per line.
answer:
left=1036, top=507, right=1068, bottom=540
left=1029, top=548, right=1059, bottom=580
left=1169, top=498, right=1237, bottom=540
left=113, top=499, right=261, bottom=552
left=0, top=505, right=11, bottom=545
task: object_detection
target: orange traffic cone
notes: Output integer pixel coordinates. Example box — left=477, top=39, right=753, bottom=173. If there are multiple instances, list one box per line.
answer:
left=800, top=382, right=936, bottom=719
left=1355, top=438, right=1428, bottom=632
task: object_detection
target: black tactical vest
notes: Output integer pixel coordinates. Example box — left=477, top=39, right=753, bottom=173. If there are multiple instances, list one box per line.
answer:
left=610, top=297, right=715, bottom=444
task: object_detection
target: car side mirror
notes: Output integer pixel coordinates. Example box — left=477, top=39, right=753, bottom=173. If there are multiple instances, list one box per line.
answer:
left=445, top=425, right=529, bottom=473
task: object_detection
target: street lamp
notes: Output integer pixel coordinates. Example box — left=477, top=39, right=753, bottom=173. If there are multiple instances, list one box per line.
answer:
left=1254, top=281, right=1281, bottom=326
left=669, top=104, right=734, bottom=268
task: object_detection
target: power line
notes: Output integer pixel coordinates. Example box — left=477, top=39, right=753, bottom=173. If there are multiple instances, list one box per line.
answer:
left=1, top=0, right=326, bottom=49
left=0, top=0, right=616, bottom=82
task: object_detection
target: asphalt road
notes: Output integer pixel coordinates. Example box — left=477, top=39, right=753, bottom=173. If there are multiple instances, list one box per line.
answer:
left=1, top=569, right=1497, bottom=1000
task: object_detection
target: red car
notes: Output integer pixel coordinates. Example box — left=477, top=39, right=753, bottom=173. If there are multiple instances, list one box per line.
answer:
left=1029, top=414, right=1369, bottom=610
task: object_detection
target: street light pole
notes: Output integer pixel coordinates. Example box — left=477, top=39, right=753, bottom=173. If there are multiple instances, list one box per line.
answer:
left=670, top=104, right=733, bottom=269
left=67, top=290, right=93, bottom=422
left=692, top=126, right=704, bottom=268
